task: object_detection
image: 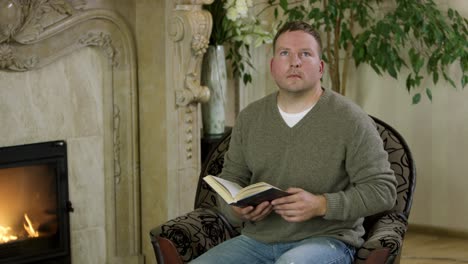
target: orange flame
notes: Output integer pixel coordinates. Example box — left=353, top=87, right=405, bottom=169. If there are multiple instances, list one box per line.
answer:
left=0, top=225, right=18, bottom=243
left=23, top=214, right=39, bottom=238
left=0, top=214, right=39, bottom=244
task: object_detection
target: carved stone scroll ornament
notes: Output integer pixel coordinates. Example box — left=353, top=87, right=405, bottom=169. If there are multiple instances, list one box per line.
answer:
left=174, top=0, right=214, bottom=8
left=0, top=0, right=85, bottom=70
left=0, top=44, right=38, bottom=70
left=78, top=31, right=120, bottom=67
left=0, top=0, right=22, bottom=43
left=171, top=6, right=211, bottom=107
left=0, top=0, right=86, bottom=44
left=169, top=3, right=213, bottom=161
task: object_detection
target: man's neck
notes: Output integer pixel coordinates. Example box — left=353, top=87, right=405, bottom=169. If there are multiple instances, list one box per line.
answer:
left=277, top=86, right=323, bottom=114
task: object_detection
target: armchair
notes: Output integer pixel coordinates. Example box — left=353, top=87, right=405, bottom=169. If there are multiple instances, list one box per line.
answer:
left=150, top=116, right=416, bottom=264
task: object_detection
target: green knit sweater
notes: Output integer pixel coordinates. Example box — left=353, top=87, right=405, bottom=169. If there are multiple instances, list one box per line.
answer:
left=218, top=88, right=397, bottom=248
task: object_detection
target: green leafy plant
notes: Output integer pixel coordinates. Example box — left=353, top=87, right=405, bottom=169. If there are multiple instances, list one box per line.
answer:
left=204, top=0, right=273, bottom=85
left=274, top=0, right=467, bottom=103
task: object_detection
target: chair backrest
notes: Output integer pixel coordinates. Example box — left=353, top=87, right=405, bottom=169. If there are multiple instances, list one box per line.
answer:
left=371, top=116, right=416, bottom=218
left=194, top=132, right=232, bottom=209
left=356, top=116, right=416, bottom=263
left=195, top=116, right=416, bottom=215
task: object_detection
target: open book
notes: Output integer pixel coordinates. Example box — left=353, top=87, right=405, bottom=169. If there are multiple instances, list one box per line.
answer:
left=203, top=175, right=291, bottom=207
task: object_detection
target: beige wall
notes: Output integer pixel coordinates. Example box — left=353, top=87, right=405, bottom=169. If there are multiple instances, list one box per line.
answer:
left=244, top=0, right=468, bottom=233
left=346, top=0, right=468, bottom=232
left=347, top=62, right=468, bottom=233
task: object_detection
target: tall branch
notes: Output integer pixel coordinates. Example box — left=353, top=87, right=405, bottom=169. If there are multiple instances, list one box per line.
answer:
left=333, top=6, right=342, bottom=93
left=341, top=9, right=355, bottom=96
left=324, top=0, right=336, bottom=92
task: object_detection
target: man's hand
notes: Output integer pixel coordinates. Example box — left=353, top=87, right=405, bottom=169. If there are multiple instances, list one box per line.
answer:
left=231, top=201, right=273, bottom=222
left=271, top=187, right=327, bottom=222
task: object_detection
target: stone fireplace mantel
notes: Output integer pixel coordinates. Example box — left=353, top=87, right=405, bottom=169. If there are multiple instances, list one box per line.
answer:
left=0, top=1, right=140, bottom=262
left=0, top=0, right=213, bottom=263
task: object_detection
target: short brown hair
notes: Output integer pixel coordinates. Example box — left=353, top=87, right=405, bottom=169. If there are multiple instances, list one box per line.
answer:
left=273, top=21, right=322, bottom=57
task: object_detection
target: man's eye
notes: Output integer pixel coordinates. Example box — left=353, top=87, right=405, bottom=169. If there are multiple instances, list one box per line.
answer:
left=279, top=51, right=289, bottom=56
left=301, top=52, right=311, bottom=57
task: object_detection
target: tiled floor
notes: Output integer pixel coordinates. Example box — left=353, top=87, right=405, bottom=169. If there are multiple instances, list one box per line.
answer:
left=400, top=229, right=468, bottom=264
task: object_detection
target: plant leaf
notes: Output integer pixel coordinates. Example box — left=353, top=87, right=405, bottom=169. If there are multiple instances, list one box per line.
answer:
left=432, top=72, right=439, bottom=84
left=426, top=88, right=433, bottom=102
left=280, top=0, right=288, bottom=11
left=412, top=93, right=421, bottom=104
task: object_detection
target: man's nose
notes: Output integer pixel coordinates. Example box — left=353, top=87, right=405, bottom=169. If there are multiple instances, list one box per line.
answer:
left=289, top=53, right=302, bottom=68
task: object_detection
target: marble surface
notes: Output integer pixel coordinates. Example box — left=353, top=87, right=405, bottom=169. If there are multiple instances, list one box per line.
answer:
left=0, top=49, right=105, bottom=146
left=0, top=48, right=108, bottom=263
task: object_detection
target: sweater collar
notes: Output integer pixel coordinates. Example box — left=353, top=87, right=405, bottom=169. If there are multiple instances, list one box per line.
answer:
left=270, top=87, right=332, bottom=129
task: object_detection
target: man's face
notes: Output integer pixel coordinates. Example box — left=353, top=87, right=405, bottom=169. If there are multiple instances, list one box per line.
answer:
left=270, top=30, right=324, bottom=94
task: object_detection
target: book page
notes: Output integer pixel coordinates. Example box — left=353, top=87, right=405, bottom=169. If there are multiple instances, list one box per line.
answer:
left=236, top=183, right=274, bottom=200
left=211, top=176, right=243, bottom=198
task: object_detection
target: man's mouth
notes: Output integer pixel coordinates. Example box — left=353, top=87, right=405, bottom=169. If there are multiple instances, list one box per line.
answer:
left=287, top=74, right=301, bottom=79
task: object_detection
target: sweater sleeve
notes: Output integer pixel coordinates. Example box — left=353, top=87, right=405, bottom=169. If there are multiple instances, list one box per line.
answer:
left=323, top=116, right=397, bottom=221
left=218, top=111, right=252, bottom=186
left=216, top=111, right=252, bottom=224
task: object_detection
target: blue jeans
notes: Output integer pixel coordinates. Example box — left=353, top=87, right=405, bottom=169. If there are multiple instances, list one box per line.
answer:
left=189, top=235, right=356, bottom=264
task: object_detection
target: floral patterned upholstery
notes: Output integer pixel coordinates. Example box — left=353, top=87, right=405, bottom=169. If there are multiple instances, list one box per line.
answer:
left=150, top=116, right=416, bottom=264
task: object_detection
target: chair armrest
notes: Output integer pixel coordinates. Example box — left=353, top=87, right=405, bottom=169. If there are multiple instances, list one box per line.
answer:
left=150, top=207, right=240, bottom=263
left=355, top=213, right=408, bottom=264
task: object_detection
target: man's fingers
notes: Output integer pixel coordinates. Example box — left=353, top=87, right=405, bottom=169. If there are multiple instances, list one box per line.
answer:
left=271, top=188, right=303, bottom=205
left=251, top=204, right=273, bottom=222
left=241, top=201, right=272, bottom=222
left=275, top=208, right=298, bottom=217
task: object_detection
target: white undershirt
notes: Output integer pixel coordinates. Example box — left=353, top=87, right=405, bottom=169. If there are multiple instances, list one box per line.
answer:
left=278, top=104, right=316, bottom=127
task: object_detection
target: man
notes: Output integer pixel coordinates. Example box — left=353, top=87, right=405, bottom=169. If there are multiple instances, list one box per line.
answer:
left=191, top=21, right=397, bottom=264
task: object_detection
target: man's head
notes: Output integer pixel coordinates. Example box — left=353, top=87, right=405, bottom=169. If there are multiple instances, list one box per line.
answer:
left=273, top=21, right=322, bottom=58
left=270, top=21, right=324, bottom=95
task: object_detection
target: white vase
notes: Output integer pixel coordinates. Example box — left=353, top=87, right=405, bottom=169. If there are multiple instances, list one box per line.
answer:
left=201, top=45, right=227, bottom=136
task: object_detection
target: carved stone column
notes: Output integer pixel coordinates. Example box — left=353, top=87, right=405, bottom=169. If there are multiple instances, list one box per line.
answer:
left=166, top=0, right=212, bottom=216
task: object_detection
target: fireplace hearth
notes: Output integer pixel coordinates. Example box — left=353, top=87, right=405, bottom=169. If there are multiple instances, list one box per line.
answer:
left=0, top=141, right=72, bottom=264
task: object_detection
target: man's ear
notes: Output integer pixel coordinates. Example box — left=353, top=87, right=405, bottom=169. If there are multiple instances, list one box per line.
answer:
left=319, top=60, right=324, bottom=75
left=270, top=58, right=274, bottom=73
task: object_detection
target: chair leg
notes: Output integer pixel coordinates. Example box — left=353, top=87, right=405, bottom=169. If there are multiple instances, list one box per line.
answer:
left=364, top=248, right=390, bottom=264
left=393, top=251, right=401, bottom=264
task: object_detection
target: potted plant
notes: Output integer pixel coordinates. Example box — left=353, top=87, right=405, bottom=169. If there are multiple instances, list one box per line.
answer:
left=205, top=0, right=273, bottom=84
left=201, top=0, right=273, bottom=136
left=273, top=0, right=467, bottom=104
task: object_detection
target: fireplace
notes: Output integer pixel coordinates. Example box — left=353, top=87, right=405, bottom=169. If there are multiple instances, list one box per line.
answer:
left=0, top=141, right=72, bottom=264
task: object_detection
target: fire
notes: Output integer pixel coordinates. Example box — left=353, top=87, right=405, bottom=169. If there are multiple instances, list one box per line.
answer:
left=23, top=214, right=39, bottom=238
left=0, top=226, right=18, bottom=243
left=0, top=214, right=39, bottom=243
